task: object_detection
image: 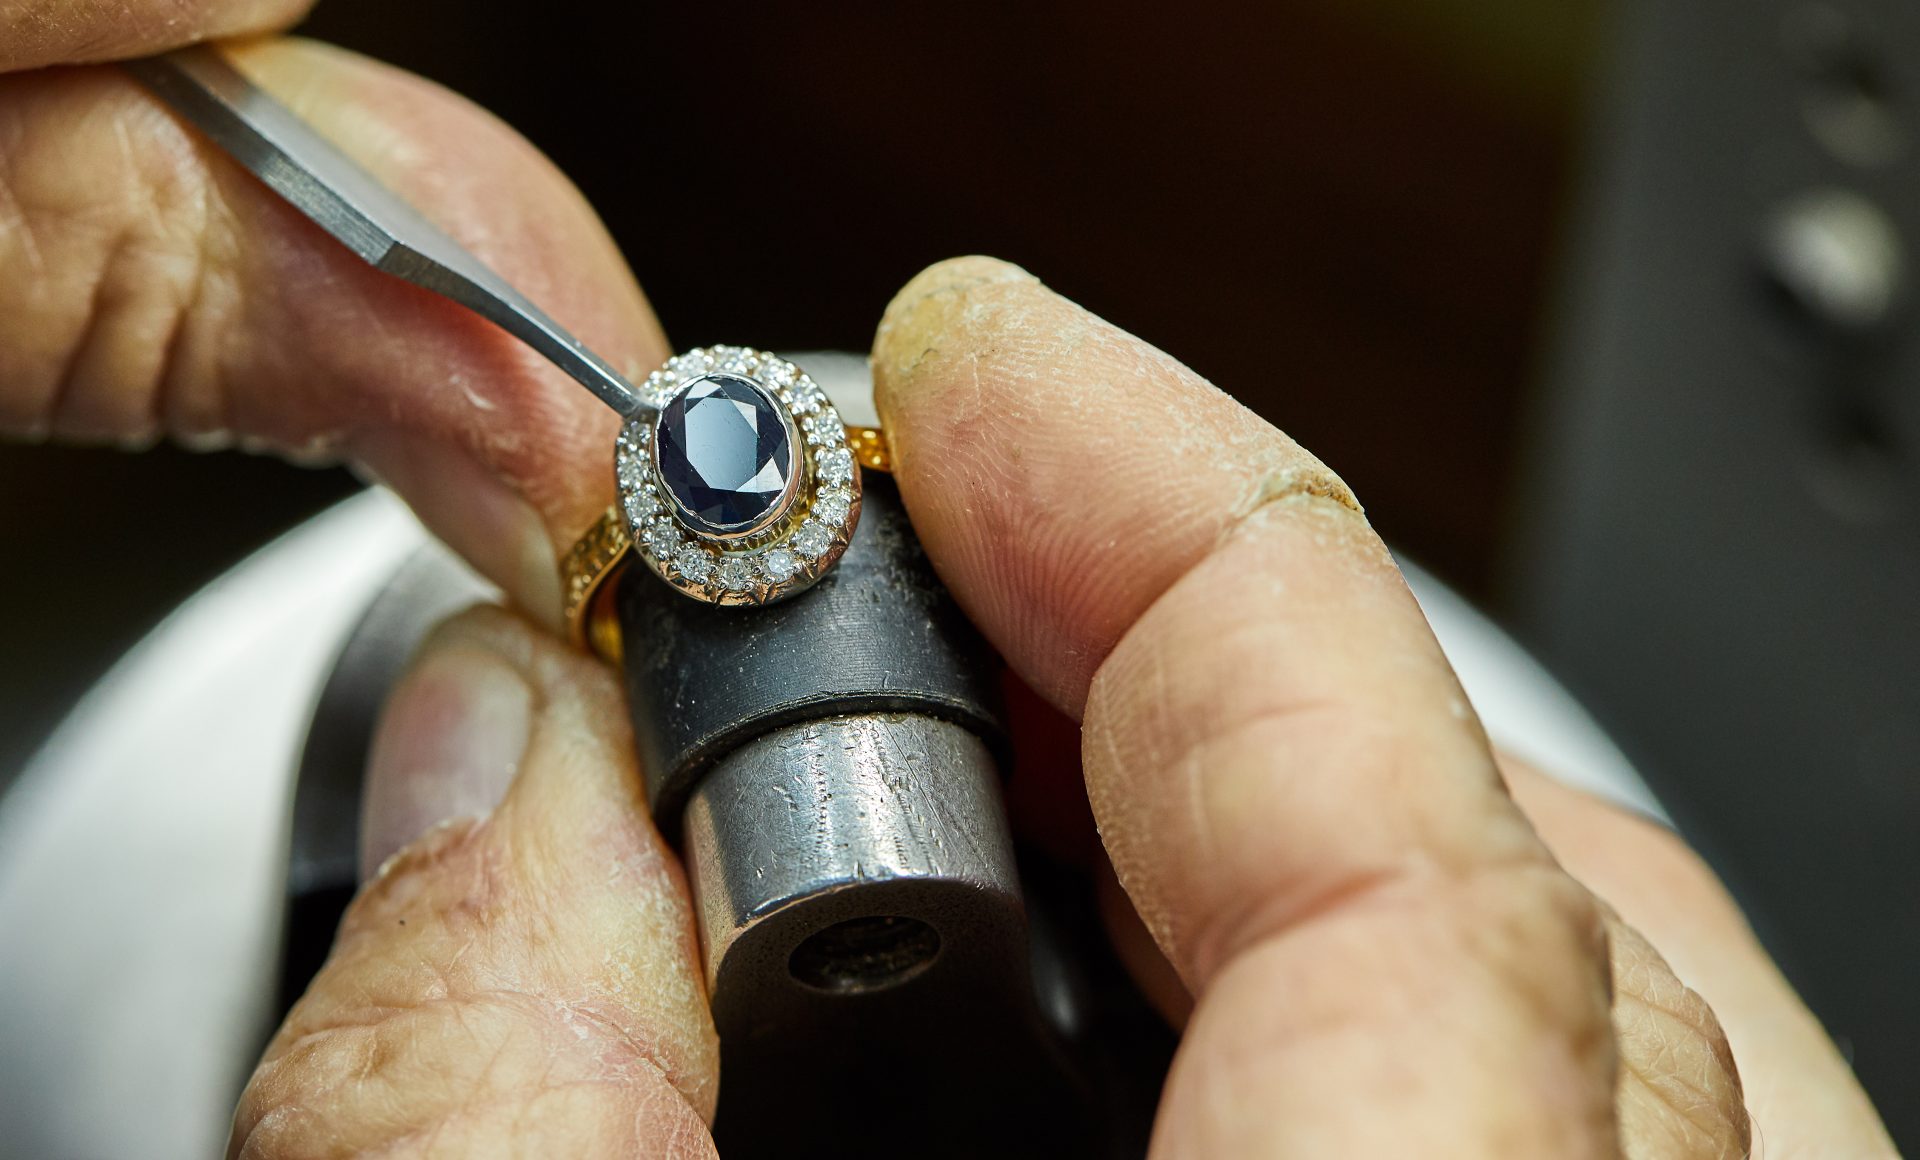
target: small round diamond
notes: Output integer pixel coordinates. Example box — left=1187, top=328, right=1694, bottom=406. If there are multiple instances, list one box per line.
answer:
left=618, top=454, right=647, bottom=490
left=673, top=545, right=714, bottom=582
left=760, top=359, right=796, bottom=389
left=787, top=378, right=825, bottom=415
left=792, top=521, right=833, bottom=559
left=639, top=372, right=676, bottom=409
left=643, top=520, right=681, bottom=558
left=668, top=351, right=712, bottom=381
left=805, top=413, right=843, bottom=445
left=813, top=488, right=851, bottom=525
left=625, top=485, right=661, bottom=520
left=761, top=547, right=800, bottom=582
left=715, top=556, right=755, bottom=591
left=816, top=446, right=854, bottom=486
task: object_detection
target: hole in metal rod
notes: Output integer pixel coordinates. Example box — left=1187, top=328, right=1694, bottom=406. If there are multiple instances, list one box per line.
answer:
left=788, top=915, right=941, bottom=994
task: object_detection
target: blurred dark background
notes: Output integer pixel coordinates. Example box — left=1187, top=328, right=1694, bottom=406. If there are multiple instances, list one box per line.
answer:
left=0, top=0, right=1914, bottom=1146
left=0, top=1, right=1591, bottom=798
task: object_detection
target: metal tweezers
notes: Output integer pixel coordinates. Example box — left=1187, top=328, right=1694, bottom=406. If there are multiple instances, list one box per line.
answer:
left=125, top=46, right=647, bottom=418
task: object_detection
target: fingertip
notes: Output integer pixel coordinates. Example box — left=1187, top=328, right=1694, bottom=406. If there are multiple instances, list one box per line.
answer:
left=360, top=622, right=533, bottom=880
left=872, top=256, right=1037, bottom=407
left=340, top=605, right=720, bottom=1130
left=867, top=255, right=1360, bottom=716
left=0, top=0, right=318, bottom=71
left=355, top=436, right=566, bottom=632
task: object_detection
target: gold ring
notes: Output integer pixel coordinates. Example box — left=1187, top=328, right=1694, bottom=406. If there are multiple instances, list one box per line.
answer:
left=564, top=421, right=889, bottom=659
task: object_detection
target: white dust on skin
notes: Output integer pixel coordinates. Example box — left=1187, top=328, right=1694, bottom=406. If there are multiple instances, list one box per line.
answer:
left=869, top=261, right=1378, bottom=704
left=586, top=833, right=716, bottom=1114
left=331, top=610, right=720, bottom=1118
left=874, top=257, right=1362, bottom=538
left=876, top=259, right=1484, bottom=973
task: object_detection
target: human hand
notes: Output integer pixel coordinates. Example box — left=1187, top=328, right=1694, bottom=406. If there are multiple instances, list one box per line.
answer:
left=1, top=6, right=1893, bottom=1150
left=243, top=261, right=1894, bottom=1156
left=3, top=7, right=703, bottom=1145
left=1, top=4, right=653, bottom=628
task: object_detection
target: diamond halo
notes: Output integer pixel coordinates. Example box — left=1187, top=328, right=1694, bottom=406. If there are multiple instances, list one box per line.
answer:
left=617, top=347, right=863, bottom=606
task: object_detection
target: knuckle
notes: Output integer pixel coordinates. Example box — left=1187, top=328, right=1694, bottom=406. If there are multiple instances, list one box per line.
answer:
left=234, top=967, right=696, bottom=1157
left=232, top=995, right=668, bottom=1158
left=1435, top=857, right=1615, bottom=1036
left=1610, top=920, right=1752, bottom=1157
left=0, top=72, right=235, bottom=442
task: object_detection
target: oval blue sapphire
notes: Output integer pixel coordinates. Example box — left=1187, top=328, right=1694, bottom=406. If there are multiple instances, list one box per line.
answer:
left=655, top=373, right=795, bottom=535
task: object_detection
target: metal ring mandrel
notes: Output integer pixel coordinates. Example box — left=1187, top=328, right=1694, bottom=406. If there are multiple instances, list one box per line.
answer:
left=612, top=473, right=1116, bottom=1154
left=614, top=472, right=1018, bottom=1005
left=683, top=715, right=1019, bottom=1003
left=618, top=473, right=1004, bottom=833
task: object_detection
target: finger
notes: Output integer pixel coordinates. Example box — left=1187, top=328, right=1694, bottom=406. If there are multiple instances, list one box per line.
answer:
left=0, top=40, right=666, bottom=624
left=356, top=617, right=532, bottom=880
left=873, top=257, right=1711, bottom=1155
left=1090, top=763, right=1760, bottom=1157
left=1505, top=759, right=1898, bottom=1157
left=874, top=257, right=1359, bottom=716
left=234, top=606, right=719, bottom=1158
left=0, top=0, right=314, bottom=72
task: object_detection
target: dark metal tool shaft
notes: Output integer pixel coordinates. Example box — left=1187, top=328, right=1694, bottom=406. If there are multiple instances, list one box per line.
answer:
left=125, top=46, right=645, bottom=416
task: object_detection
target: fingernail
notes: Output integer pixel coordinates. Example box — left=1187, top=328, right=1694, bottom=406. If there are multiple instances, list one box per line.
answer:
left=357, top=436, right=565, bottom=634
left=359, top=639, right=533, bottom=879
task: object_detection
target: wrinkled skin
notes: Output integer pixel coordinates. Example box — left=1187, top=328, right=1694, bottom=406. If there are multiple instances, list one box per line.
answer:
left=0, top=5, right=1897, bottom=1156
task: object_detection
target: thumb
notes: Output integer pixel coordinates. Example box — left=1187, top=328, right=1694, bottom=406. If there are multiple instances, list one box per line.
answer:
left=233, top=607, right=718, bottom=1158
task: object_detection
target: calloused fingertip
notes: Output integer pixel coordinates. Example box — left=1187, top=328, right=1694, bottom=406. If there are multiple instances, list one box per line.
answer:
left=0, top=0, right=318, bottom=72
left=873, top=255, right=1039, bottom=399
left=360, top=627, right=533, bottom=880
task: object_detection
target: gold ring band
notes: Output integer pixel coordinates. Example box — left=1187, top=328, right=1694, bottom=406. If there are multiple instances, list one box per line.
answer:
left=560, top=504, right=632, bottom=661
left=564, top=423, right=889, bottom=658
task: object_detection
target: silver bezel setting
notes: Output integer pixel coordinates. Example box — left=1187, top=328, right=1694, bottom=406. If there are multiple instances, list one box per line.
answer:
left=617, top=346, right=863, bottom=606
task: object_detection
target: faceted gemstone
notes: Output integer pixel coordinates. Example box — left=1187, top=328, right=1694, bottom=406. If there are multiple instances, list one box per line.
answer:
left=816, top=446, right=853, bottom=486
left=715, top=557, right=754, bottom=591
left=813, top=488, right=851, bottom=526
left=761, top=548, right=800, bottom=582
left=673, top=544, right=714, bottom=582
left=656, top=374, right=795, bottom=534
left=792, top=521, right=833, bottom=559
